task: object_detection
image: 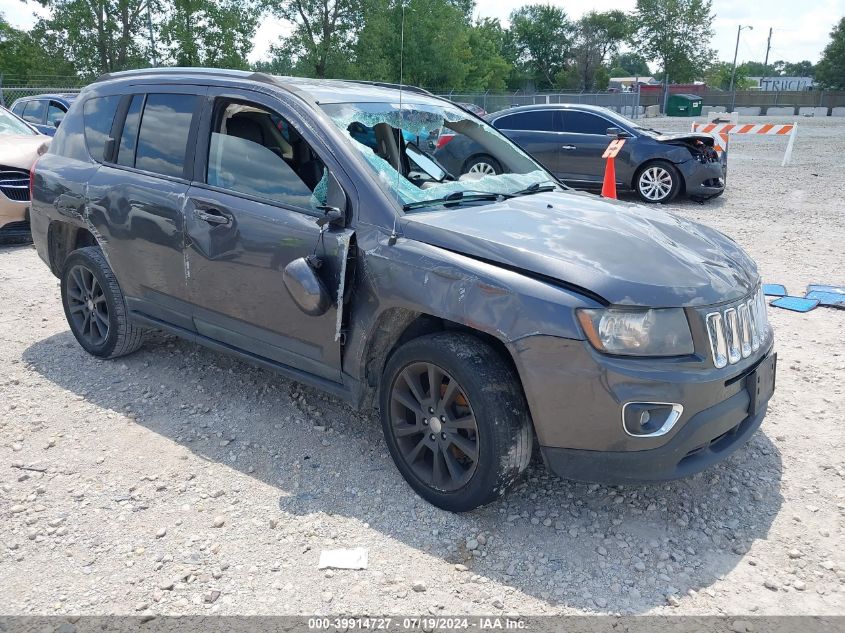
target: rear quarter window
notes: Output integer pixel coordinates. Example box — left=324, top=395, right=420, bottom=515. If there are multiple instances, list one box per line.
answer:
left=494, top=111, right=558, bottom=132
left=83, top=96, right=121, bottom=162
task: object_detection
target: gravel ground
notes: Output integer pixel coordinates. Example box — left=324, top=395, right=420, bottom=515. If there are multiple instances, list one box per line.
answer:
left=1, top=115, right=844, bottom=617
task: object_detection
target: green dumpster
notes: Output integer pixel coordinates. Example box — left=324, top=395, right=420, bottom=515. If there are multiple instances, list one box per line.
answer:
left=666, top=94, right=703, bottom=117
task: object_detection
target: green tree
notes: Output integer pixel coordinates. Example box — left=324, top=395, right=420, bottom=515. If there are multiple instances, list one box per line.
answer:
left=1, top=14, right=77, bottom=84
left=265, top=0, right=360, bottom=78
left=34, top=0, right=156, bottom=76
left=705, top=61, right=753, bottom=90
left=609, top=51, right=651, bottom=76
left=816, top=18, right=845, bottom=89
left=507, top=4, right=576, bottom=90
left=160, top=0, right=258, bottom=68
left=739, top=61, right=770, bottom=76
left=777, top=60, right=815, bottom=77
left=352, top=0, right=474, bottom=89
left=630, top=0, right=714, bottom=85
left=464, top=18, right=511, bottom=91
left=573, top=10, right=629, bottom=90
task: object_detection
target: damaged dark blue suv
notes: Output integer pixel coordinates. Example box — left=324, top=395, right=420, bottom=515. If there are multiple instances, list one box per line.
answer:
left=30, top=69, right=776, bottom=511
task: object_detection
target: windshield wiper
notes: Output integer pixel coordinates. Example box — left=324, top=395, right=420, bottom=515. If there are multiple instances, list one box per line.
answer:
left=402, top=190, right=503, bottom=211
left=508, top=182, right=557, bottom=197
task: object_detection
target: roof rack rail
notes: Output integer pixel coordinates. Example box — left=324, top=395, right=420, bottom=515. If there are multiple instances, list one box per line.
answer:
left=345, top=80, right=434, bottom=97
left=94, top=67, right=257, bottom=84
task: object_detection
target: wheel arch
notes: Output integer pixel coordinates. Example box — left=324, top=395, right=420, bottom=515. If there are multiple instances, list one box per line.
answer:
left=358, top=307, right=523, bottom=412
left=47, top=221, right=99, bottom=276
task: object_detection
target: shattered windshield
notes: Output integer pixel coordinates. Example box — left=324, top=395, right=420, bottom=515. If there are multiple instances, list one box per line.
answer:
left=321, top=101, right=557, bottom=211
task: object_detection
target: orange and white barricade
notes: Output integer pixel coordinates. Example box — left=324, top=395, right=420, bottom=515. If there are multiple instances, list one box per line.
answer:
left=691, top=121, right=798, bottom=167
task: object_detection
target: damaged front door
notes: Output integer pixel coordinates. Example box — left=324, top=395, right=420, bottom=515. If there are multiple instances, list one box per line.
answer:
left=183, top=91, right=352, bottom=382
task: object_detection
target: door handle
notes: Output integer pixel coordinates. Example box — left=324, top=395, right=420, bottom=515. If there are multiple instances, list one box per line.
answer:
left=195, top=208, right=231, bottom=226
left=561, top=144, right=576, bottom=150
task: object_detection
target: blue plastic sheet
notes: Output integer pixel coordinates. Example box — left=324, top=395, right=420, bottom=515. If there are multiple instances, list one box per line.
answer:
left=805, top=290, right=845, bottom=308
left=762, top=284, right=787, bottom=296
left=769, top=296, right=819, bottom=312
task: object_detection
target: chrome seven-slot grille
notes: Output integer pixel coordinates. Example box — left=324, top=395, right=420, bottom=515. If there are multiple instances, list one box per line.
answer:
left=705, top=287, right=770, bottom=369
left=0, top=166, right=30, bottom=202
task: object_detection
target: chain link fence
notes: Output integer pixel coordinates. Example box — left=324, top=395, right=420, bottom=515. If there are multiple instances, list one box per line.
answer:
left=434, top=90, right=649, bottom=116
left=0, top=86, right=83, bottom=109
left=4, top=83, right=844, bottom=117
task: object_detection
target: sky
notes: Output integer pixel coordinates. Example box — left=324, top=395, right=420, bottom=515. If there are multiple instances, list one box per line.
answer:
left=4, top=0, right=844, bottom=70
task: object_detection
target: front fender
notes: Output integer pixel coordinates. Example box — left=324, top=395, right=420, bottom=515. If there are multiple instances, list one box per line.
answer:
left=342, top=233, right=601, bottom=394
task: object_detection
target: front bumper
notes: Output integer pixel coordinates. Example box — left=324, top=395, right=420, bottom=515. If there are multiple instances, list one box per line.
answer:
left=541, top=392, right=766, bottom=483
left=510, top=333, right=774, bottom=483
left=0, top=197, right=28, bottom=231
left=678, top=159, right=725, bottom=199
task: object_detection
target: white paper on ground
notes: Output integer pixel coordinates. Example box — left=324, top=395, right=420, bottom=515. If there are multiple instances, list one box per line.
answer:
left=318, top=547, right=369, bottom=570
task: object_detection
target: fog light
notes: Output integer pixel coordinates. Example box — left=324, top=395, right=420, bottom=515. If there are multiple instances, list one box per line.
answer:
left=622, top=402, right=684, bottom=438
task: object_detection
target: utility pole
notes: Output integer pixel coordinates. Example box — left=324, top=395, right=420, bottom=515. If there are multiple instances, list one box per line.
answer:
left=729, top=24, right=753, bottom=112
left=147, top=5, right=157, bottom=67
left=761, top=27, right=773, bottom=90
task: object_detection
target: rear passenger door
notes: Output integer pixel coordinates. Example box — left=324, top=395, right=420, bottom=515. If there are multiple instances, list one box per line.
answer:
left=492, top=110, right=564, bottom=176
left=182, top=87, right=354, bottom=381
left=84, top=87, right=205, bottom=331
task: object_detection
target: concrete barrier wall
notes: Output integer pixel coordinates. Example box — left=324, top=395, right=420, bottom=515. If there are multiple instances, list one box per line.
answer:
left=735, top=106, right=762, bottom=116
left=833, top=107, right=845, bottom=117
left=644, top=105, right=660, bottom=118
left=702, top=106, right=726, bottom=117
left=798, top=106, right=829, bottom=117
left=767, top=106, right=795, bottom=116
left=620, top=106, right=645, bottom=116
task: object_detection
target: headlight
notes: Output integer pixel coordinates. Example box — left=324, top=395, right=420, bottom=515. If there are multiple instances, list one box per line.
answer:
left=576, top=308, right=694, bottom=356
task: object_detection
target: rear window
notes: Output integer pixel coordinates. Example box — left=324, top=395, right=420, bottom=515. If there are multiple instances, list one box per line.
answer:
left=134, top=94, right=197, bottom=178
left=83, top=96, right=121, bottom=162
left=494, top=111, right=559, bottom=132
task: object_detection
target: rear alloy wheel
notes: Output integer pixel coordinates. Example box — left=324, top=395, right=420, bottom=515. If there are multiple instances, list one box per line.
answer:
left=635, top=161, right=681, bottom=203
left=61, top=246, right=145, bottom=359
left=380, top=332, right=532, bottom=512
left=66, top=264, right=110, bottom=348
left=463, top=155, right=501, bottom=177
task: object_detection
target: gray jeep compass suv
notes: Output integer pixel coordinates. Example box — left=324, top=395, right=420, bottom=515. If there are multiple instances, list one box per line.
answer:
left=29, top=68, right=776, bottom=512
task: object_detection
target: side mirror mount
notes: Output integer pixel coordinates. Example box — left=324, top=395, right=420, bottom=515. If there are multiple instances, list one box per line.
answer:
left=53, top=118, right=63, bottom=128
left=283, top=256, right=332, bottom=316
left=315, top=171, right=347, bottom=228
left=607, top=127, right=632, bottom=139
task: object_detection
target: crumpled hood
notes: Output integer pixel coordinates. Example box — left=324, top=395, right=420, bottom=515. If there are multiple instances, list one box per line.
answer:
left=654, top=132, right=716, bottom=146
left=400, top=191, right=758, bottom=307
left=0, top=134, right=50, bottom=169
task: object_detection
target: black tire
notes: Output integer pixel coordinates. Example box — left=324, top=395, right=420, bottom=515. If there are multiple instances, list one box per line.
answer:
left=60, top=246, right=145, bottom=359
left=379, top=332, right=532, bottom=512
left=462, top=154, right=502, bottom=177
left=634, top=160, right=682, bottom=203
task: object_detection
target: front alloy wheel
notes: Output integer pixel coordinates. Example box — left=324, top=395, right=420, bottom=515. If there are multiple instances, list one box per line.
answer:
left=389, top=361, right=479, bottom=492
left=379, top=332, right=532, bottom=512
left=636, top=161, right=680, bottom=203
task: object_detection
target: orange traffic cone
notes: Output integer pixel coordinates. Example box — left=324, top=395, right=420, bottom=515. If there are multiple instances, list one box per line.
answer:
left=601, top=155, right=617, bottom=199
